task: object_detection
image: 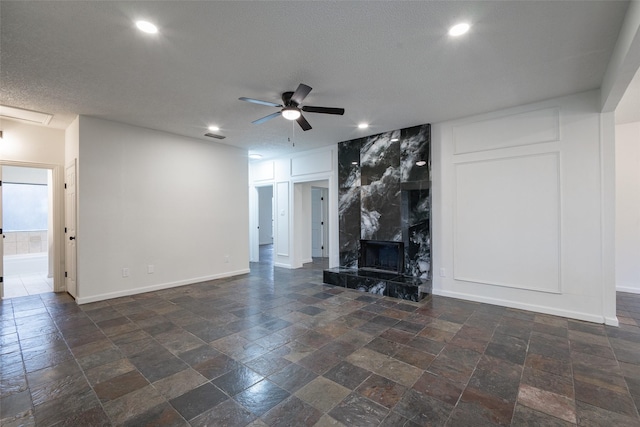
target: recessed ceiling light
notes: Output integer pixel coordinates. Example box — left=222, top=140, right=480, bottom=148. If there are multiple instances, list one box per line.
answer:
left=249, top=154, right=263, bottom=160
left=449, top=22, right=470, bottom=37
left=208, top=125, right=220, bottom=132
left=390, top=138, right=399, bottom=142
left=351, top=161, right=358, bottom=165
left=136, top=20, right=158, bottom=34
left=358, top=123, right=369, bottom=129
left=416, top=160, right=427, bottom=167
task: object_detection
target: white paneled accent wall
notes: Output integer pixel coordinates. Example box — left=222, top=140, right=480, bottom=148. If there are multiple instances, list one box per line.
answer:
left=454, top=153, right=560, bottom=293
left=435, top=90, right=615, bottom=324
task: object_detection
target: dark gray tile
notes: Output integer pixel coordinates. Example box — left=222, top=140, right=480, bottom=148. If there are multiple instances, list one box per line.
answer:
left=212, top=366, right=263, bottom=396
left=169, top=382, right=228, bottom=421
left=329, top=392, right=389, bottom=426
left=233, top=379, right=289, bottom=416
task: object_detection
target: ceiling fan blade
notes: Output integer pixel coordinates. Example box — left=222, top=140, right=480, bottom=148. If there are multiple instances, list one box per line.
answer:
left=290, top=84, right=312, bottom=105
left=302, top=106, right=345, bottom=115
left=296, top=114, right=312, bottom=131
left=239, top=97, right=282, bottom=108
left=252, top=112, right=282, bottom=124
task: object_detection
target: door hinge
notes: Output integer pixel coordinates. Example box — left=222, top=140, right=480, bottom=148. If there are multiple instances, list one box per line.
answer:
left=64, top=183, right=67, bottom=189
left=321, top=221, right=324, bottom=225
left=65, top=272, right=68, bottom=278
left=321, top=246, right=324, bottom=250
left=65, top=227, right=67, bottom=233
left=321, top=197, right=324, bottom=201
left=0, top=276, right=3, bottom=283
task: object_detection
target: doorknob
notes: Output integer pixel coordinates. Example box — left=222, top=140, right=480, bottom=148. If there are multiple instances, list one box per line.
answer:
left=69, top=236, right=75, bottom=241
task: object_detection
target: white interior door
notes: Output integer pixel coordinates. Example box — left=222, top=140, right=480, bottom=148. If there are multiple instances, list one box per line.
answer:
left=321, top=187, right=329, bottom=258
left=65, top=161, right=77, bottom=298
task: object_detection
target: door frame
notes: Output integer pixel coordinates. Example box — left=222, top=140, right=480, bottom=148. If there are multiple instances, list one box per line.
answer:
left=0, top=160, right=65, bottom=295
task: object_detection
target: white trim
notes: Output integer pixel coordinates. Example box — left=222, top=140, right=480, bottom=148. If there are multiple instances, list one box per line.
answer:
left=76, top=269, right=250, bottom=304
left=274, top=262, right=294, bottom=269
left=434, top=288, right=607, bottom=324
left=605, top=316, right=620, bottom=327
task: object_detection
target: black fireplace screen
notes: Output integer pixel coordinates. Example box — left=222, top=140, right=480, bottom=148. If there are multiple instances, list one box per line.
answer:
left=359, top=240, right=404, bottom=274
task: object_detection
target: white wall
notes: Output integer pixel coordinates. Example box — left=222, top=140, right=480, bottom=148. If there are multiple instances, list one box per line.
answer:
left=249, top=145, right=339, bottom=268
left=616, top=121, right=640, bottom=293
left=0, top=120, right=65, bottom=165
left=434, top=90, right=616, bottom=324
left=76, top=116, right=249, bottom=303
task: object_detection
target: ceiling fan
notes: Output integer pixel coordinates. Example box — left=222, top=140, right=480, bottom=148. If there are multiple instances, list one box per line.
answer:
left=239, top=83, right=345, bottom=131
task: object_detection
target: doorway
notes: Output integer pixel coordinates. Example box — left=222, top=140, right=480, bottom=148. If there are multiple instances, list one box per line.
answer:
left=2, top=165, right=53, bottom=297
left=293, top=179, right=330, bottom=269
left=257, top=185, right=274, bottom=264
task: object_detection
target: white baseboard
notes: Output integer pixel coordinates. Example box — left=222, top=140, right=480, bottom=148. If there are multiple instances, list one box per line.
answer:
left=302, top=258, right=313, bottom=264
left=274, top=262, right=294, bottom=269
left=433, top=289, right=607, bottom=324
left=76, top=269, right=250, bottom=305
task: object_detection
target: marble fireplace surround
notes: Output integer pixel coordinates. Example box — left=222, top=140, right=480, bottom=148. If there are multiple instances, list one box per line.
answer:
left=324, top=123, right=433, bottom=302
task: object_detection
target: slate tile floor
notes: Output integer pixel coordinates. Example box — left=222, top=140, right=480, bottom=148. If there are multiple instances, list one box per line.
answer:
left=2, top=259, right=640, bottom=425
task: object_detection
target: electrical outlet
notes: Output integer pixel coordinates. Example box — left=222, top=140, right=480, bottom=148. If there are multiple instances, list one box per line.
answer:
left=439, top=268, right=446, bottom=277
left=147, top=265, right=154, bottom=274
left=122, top=268, right=130, bottom=278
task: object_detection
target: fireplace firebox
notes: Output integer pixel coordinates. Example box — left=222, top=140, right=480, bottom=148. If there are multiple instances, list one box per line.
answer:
left=359, top=240, right=404, bottom=274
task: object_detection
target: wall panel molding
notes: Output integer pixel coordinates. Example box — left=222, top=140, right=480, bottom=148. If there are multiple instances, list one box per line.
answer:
left=453, top=152, right=561, bottom=293
left=453, top=107, right=560, bottom=155
left=291, top=149, right=332, bottom=177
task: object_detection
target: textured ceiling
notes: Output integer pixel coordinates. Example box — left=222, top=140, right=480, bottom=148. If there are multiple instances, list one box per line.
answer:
left=0, top=1, right=633, bottom=159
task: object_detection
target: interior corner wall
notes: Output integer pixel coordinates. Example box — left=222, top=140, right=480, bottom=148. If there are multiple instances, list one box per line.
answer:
left=615, top=121, right=640, bottom=293
left=435, top=90, right=612, bottom=323
left=76, top=116, right=249, bottom=303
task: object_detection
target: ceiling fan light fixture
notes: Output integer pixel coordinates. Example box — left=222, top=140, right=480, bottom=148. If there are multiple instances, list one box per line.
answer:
left=249, top=153, right=263, bottom=160
left=282, top=108, right=301, bottom=121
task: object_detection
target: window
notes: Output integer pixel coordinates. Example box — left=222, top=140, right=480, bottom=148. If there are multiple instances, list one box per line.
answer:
left=2, top=182, right=48, bottom=231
